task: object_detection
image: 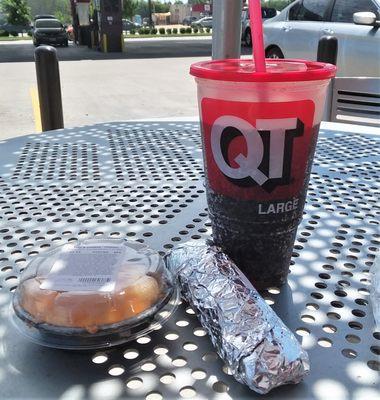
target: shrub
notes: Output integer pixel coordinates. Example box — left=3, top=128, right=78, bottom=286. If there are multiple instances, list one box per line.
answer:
left=199, top=27, right=204, bottom=34
left=206, top=27, right=211, bottom=33
left=0, top=30, right=9, bottom=37
left=193, top=27, right=198, bottom=34
left=27, top=31, right=32, bottom=37
left=144, top=27, right=150, bottom=34
left=166, top=28, right=172, bottom=35
left=150, top=28, right=158, bottom=34
left=138, top=28, right=144, bottom=35
left=11, top=31, right=18, bottom=37
left=130, top=29, right=136, bottom=35
left=173, top=28, right=178, bottom=34
left=180, top=27, right=186, bottom=34
left=186, top=27, right=192, bottom=34
left=159, top=27, right=165, bottom=35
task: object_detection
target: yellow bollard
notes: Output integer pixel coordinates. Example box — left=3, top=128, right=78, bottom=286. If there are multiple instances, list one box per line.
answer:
left=103, top=33, right=107, bottom=53
left=121, top=34, right=125, bottom=52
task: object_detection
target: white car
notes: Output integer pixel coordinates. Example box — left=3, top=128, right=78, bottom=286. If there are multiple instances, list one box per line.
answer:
left=263, top=0, right=380, bottom=77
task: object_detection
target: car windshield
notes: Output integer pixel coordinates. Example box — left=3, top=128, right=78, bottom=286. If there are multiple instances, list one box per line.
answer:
left=35, top=20, right=62, bottom=28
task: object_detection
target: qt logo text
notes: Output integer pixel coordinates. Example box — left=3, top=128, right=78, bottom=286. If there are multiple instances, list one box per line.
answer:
left=211, top=116, right=304, bottom=192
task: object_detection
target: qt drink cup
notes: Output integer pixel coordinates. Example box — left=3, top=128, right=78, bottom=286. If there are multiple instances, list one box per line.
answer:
left=190, top=59, right=336, bottom=289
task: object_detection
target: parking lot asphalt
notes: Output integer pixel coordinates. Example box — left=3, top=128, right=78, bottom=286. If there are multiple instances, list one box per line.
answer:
left=0, top=38, right=251, bottom=139
left=0, top=36, right=215, bottom=63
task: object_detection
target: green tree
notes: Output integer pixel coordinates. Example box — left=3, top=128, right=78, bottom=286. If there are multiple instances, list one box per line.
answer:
left=153, top=2, right=169, bottom=13
left=26, top=0, right=71, bottom=23
left=136, top=0, right=149, bottom=18
left=123, top=0, right=138, bottom=19
left=262, top=0, right=293, bottom=11
left=1, top=0, right=30, bottom=25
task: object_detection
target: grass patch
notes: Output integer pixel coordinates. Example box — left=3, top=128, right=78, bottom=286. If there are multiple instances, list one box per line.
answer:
left=125, top=33, right=212, bottom=39
left=0, top=36, right=32, bottom=41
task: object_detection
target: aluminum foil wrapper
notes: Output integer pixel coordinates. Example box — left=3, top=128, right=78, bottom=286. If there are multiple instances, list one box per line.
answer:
left=166, top=241, right=310, bottom=394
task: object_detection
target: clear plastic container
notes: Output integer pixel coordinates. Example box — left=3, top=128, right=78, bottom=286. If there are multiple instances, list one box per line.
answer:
left=11, top=239, right=178, bottom=350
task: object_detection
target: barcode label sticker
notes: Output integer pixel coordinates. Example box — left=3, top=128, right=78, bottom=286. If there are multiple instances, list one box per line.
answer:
left=40, top=244, right=127, bottom=292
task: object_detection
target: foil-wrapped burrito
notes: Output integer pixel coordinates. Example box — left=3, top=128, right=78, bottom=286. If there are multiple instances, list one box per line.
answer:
left=166, top=241, right=309, bottom=394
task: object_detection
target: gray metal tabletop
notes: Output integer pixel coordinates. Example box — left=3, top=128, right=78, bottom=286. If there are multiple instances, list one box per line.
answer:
left=0, top=120, right=379, bottom=400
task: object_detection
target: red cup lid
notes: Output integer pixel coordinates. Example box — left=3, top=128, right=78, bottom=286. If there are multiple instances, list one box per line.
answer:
left=190, top=59, right=336, bottom=82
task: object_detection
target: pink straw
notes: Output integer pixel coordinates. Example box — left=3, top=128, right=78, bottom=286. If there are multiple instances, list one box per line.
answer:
left=249, top=0, right=266, bottom=72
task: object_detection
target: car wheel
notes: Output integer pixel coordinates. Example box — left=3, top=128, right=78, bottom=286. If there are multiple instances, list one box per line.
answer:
left=244, top=28, right=252, bottom=47
left=266, top=46, right=284, bottom=59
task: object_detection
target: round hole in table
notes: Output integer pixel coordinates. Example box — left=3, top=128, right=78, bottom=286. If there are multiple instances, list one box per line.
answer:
left=146, top=391, right=163, bottom=400
left=301, top=315, right=315, bottom=323
left=108, top=365, right=125, bottom=376
left=154, top=346, right=168, bottom=355
left=165, top=332, right=179, bottom=341
left=183, top=342, right=198, bottom=351
left=176, top=320, right=189, bottom=327
left=124, top=349, right=139, bottom=359
left=92, top=353, right=108, bottom=364
left=345, top=334, right=360, bottom=344
left=367, top=360, right=380, bottom=371
left=172, top=357, right=187, bottom=367
left=213, top=381, right=230, bottom=393
left=160, top=373, right=176, bottom=385
left=342, top=349, right=357, bottom=359
left=191, top=369, right=207, bottom=380
left=141, top=362, right=156, bottom=372
left=179, top=386, right=196, bottom=398
left=306, top=303, right=319, bottom=311
left=318, top=338, right=333, bottom=347
left=323, top=324, right=337, bottom=334
left=126, top=377, right=143, bottom=389
left=348, top=321, right=363, bottom=330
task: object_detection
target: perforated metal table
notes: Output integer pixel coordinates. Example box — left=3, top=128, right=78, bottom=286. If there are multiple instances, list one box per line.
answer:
left=0, top=121, right=379, bottom=400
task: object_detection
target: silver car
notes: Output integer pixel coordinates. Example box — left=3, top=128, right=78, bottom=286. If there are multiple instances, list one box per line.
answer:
left=263, top=0, right=380, bottom=77
left=192, top=17, right=213, bottom=28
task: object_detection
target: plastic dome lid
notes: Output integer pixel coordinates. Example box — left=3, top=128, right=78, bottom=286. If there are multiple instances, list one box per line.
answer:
left=11, top=239, right=179, bottom=350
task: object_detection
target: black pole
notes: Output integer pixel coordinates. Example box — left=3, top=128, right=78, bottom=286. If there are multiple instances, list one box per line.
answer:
left=148, top=0, right=153, bottom=27
left=34, top=46, right=64, bottom=132
left=317, top=36, right=338, bottom=122
left=317, top=35, right=338, bottom=65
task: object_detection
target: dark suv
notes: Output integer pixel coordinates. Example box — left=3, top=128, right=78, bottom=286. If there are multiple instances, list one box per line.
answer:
left=33, top=19, right=68, bottom=47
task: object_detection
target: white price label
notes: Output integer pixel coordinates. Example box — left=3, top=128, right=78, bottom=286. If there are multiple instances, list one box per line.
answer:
left=40, top=244, right=126, bottom=292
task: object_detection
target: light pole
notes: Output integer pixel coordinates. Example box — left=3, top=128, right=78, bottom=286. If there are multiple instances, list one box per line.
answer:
left=212, top=0, right=242, bottom=59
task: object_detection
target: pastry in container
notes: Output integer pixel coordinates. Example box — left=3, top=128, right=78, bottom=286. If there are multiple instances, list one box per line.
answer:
left=12, top=239, right=178, bottom=349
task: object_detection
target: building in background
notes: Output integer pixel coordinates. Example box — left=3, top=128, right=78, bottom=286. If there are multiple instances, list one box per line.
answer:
left=169, top=3, right=191, bottom=24
left=152, top=12, right=170, bottom=25
left=191, top=3, right=212, bottom=19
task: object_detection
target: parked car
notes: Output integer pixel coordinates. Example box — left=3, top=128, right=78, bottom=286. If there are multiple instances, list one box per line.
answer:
left=142, top=17, right=154, bottom=27
left=191, top=16, right=213, bottom=28
left=33, top=18, right=68, bottom=47
left=263, top=0, right=380, bottom=77
left=182, top=16, right=197, bottom=26
left=122, top=19, right=141, bottom=31
left=242, top=7, right=278, bottom=46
